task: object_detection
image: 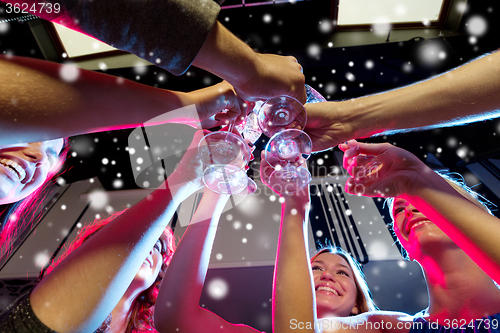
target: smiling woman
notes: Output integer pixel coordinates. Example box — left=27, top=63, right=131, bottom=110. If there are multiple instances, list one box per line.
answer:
left=0, top=54, right=248, bottom=256
left=333, top=140, right=500, bottom=333
left=42, top=211, right=175, bottom=332
left=0, top=138, right=70, bottom=257
left=311, top=247, right=377, bottom=318
left=0, top=130, right=207, bottom=333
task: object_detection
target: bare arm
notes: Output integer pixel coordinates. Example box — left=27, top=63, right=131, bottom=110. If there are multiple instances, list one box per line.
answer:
left=0, top=55, right=244, bottom=144
left=29, top=131, right=205, bottom=333
left=341, top=141, right=500, bottom=283
left=259, top=156, right=316, bottom=333
left=154, top=189, right=259, bottom=333
left=1, top=0, right=306, bottom=103
left=273, top=196, right=316, bottom=333
left=306, top=51, right=500, bottom=151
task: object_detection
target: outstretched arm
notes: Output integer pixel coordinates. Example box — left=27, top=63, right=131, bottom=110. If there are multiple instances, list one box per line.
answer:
left=154, top=189, right=259, bottom=333
left=340, top=140, right=500, bottom=283
left=306, top=51, right=500, bottom=151
left=0, top=55, right=245, bottom=144
left=28, top=131, right=206, bottom=333
left=260, top=155, right=317, bottom=333
left=1, top=0, right=305, bottom=103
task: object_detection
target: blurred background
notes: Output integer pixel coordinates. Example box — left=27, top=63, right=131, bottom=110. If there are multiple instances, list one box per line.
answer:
left=1, top=0, right=500, bottom=330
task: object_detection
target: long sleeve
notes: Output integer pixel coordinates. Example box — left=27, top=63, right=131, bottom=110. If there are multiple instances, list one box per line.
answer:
left=2, top=0, right=220, bottom=75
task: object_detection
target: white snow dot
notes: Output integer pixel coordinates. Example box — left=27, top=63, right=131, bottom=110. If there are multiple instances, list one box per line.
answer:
left=307, top=44, right=321, bottom=58
left=397, top=260, right=407, bottom=268
left=61, top=205, right=66, bottom=210
left=133, top=62, right=147, bottom=75
left=88, top=191, right=109, bottom=210
left=233, top=221, right=242, bottom=229
left=137, top=157, right=144, bottom=165
left=113, top=179, right=123, bottom=189
left=207, top=278, right=229, bottom=300
left=319, top=18, right=332, bottom=33
left=263, top=14, right=272, bottom=23
left=98, top=62, right=108, bottom=71
left=325, top=83, right=336, bottom=94
left=346, top=72, right=355, bottom=82
left=129, top=148, right=136, bottom=155
left=242, top=238, right=248, bottom=243
left=102, top=158, right=109, bottom=165
left=316, top=230, right=323, bottom=237
left=216, top=253, right=223, bottom=260
left=269, top=195, right=276, bottom=202
left=291, top=209, right=297, bottom=215
left=348, top=61, right=354, bottom=67
left=143, top=181, right=150, bottom=188
left=246, top=223, right=253, bottom=230
left=436, top=147, right=442, bottom=153
left=457, top=147, right=468, bottom=158
left=317, top=158, right=324, bottom=165
left=466, top=15, right=487, bottom=36
left=34, top=251, right=50, bottom=267
left=59, top=65, right=80, bottom=83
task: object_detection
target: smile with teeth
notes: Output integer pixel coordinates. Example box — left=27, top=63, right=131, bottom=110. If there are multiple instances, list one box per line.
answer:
left=0, top=158, right=26, bottom=182
left=408, top=220, right=431, bottom=233
left=317, top=286, right=340, bottom=296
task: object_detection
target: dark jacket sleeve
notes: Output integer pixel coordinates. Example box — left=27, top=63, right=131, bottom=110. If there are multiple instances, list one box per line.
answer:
left=2, top=0, right=221, bottom=75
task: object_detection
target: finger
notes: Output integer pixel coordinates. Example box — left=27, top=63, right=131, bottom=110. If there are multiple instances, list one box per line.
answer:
left=245, top=100, right=256, bottom=116
left=342, top=146, right=360, bottom=170
left=338, top=139, right=359, bottom=152
left=352, top=142, right=393, bottom=156
left=346, top=155, right=374, bottom=178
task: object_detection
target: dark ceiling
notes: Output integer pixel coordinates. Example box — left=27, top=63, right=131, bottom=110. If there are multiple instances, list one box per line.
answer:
left=1, top=0, right=500, bottom=210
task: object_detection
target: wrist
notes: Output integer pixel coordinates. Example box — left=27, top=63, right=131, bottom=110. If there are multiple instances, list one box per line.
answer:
left=344, top=97, right=387, bottom=139
left=165, top=174, right=200, bottom=203
left=400, top=164, right=440, bottom=199
left=282, top=196, right=309, bottom=216
left=193, top=21, right=258, bottom=87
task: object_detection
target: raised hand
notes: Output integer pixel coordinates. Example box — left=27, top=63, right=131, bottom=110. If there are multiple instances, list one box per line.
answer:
left=167, top=130, right=208, bottom=195
left=339, top=140, right=429, bottom=198
left=304, top=102, right=356, bottom=152
left=185, top=81, right=249, bottom=129
left=234, top=54, right=306, bottom=104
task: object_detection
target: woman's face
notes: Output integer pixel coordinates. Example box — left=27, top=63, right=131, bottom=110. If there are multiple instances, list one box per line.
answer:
left=312, top=252, right=358, bottom=318
left=391, top=198, right=449, bottom=258
left=0, top=139, right=65, bottom=204
left=133, top=240, right=164, bottom=290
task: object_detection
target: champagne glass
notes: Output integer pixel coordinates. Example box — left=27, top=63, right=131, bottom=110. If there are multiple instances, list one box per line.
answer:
left=264, top=129, right=312, bottom=194
left=257, top=96, right=306, bottom=138
left=198, top=127, right=253, bottom=194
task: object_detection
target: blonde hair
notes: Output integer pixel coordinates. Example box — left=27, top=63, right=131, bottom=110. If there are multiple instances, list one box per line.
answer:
left=311, top=246, right=378, bottom=314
